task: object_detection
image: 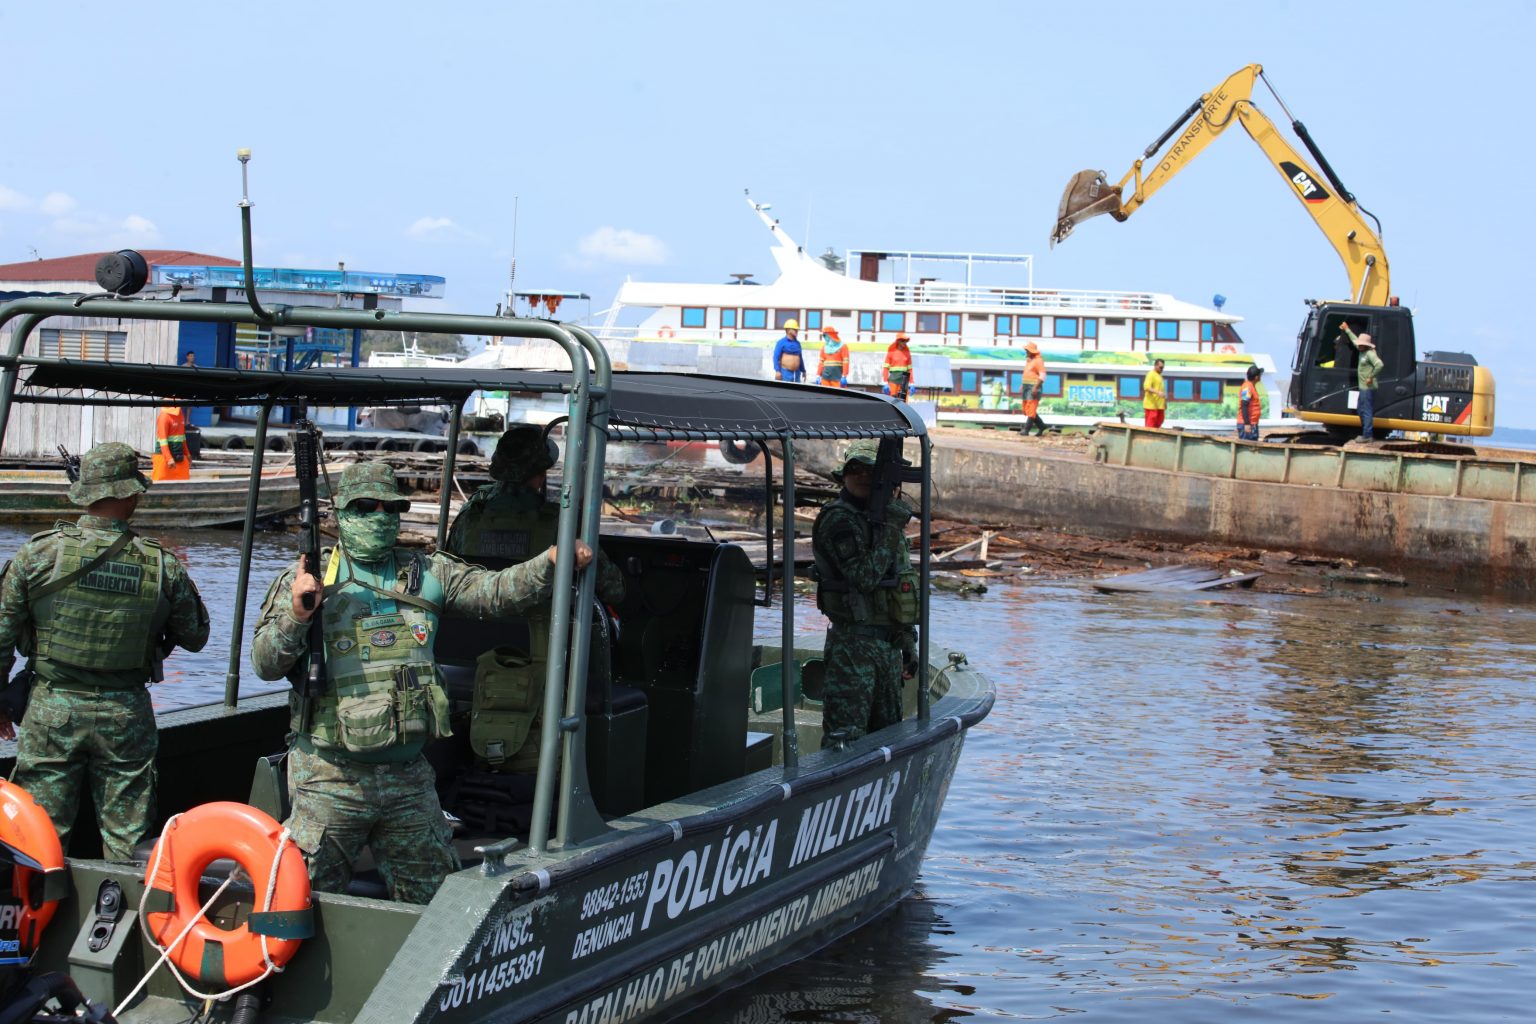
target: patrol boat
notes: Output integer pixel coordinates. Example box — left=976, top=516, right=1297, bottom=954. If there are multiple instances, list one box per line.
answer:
left=0, top=191, right=994, bottom=1022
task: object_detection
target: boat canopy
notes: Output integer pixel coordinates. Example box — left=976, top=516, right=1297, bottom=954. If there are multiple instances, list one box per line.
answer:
left=7, top=360, right=924, bottom=442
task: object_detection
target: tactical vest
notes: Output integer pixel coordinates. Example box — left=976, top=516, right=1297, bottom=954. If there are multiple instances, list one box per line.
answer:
left=812, top=501, right=920, bottom=627
left=302, top=550, right=452, bottom=756
left=451, top=492, right=562, bottom=767
left=453, top=486, right=560, bottom=564
left=32, top=525, right=168, bottom=676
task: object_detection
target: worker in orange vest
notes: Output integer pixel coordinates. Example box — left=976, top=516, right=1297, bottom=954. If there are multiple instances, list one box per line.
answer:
left=883, top=334, right=913, bottom=400
left=1020, top=341, right=1048, bottom=436
left=817, top=327, right=848, bottom=387
left=151, top=404, right=191, bottom=481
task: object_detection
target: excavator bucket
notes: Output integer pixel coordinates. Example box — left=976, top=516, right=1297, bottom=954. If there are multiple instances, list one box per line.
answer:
left=1050, top=169, right=1124, bottom=247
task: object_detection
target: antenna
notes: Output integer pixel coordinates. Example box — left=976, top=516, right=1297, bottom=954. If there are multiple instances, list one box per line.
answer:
left=506, top=196, right=519, bottom=316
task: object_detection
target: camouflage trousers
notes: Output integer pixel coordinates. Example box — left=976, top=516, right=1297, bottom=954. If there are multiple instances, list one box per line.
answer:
left=10, top=682, right=157, bottom=860
left=284, top=745, right=459, bottom=904
left=820, top=625, right=903, bottom=748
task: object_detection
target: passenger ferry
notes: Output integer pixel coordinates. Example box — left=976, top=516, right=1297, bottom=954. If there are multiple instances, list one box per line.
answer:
left=602, top=196, right=1284, bottom=430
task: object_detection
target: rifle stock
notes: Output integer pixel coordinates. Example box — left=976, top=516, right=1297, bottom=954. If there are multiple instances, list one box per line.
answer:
left=292, top=421, right=326, bottom=701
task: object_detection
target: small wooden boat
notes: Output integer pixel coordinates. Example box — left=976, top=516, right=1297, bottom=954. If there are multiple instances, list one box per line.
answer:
left=0, top=465, right=305, bottom=527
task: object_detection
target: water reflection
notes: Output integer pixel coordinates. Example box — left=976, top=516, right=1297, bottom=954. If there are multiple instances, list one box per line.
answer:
left=679, top=894, right=967, bottom=1023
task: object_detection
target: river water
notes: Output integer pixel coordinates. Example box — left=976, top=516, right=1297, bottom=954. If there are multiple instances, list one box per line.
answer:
left=4, top=524, right=1530, bottom=1023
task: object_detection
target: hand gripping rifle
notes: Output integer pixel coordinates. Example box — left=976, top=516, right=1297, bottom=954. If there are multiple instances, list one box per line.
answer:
left=292, top=421, right=327, bottom=723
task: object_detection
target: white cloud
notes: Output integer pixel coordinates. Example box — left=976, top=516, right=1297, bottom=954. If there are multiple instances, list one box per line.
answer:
left=0, top=185, right=31, bottom=212
left=577, top=226, right=667, bottom=265
left=405, top=216, right=471, bottom=242
left=38, top=192, right=76, bottom=216
left=49, top=212, right=160, bottom=248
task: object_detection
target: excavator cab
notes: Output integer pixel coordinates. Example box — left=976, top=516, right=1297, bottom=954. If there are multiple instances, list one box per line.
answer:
left=1051, top=170, right=1125, bottom=246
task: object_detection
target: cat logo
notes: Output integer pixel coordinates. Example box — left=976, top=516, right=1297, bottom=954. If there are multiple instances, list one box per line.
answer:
left=1423, top=395, right=1450, bottom=415
left=1280, top=161, right=1331, bottom=204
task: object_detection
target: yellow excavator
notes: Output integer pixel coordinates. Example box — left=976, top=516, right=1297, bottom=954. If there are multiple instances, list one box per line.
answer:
left=1051, top=63, right=1494, bottom=440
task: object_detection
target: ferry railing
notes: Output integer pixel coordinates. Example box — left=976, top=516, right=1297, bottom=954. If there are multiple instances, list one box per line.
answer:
left=891, top=283, right=1162, bottom=312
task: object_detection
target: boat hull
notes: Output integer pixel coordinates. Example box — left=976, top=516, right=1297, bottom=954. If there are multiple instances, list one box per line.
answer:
left=6, top=659, right=990, bottom=1024
left=0, top=469, right=304, bottom=527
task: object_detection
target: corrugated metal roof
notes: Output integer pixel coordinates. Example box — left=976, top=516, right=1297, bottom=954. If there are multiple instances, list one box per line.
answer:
left=0, top=250, right=239, bottom=283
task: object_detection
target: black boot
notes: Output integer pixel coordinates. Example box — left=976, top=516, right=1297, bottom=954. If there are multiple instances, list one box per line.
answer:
left=1033, top=417, right=1048, bottom=437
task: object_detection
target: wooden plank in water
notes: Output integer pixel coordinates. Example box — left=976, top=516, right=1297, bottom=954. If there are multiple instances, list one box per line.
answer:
left=1094, top=565, right=1263, bottom=593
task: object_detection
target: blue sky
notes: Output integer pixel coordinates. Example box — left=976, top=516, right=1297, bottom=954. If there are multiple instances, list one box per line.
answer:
left=4, top=2, right=1532, bottom=423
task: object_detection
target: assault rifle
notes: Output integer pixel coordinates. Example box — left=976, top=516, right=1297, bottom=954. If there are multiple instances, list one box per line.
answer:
left=57, top=445, right=81, bottom=483
left=865, top=436, right=922, bottom=527
left=291, top=420, right=327, bottom=711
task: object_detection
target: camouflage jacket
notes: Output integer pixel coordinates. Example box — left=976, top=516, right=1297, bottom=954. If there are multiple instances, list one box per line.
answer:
left=446, top=482, right=625, bottom=606
left=812, top=493, right=918, bottom=649
left=251, top=546, right=557, bottom=681
left=0, top=515, right=210, bottom=688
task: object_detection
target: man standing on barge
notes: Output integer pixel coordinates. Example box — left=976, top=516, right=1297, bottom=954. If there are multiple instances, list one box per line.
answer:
left=252, top=462, right=591, bottom=902
left=0, top=442, right=210, bottom=859
left=812, top=440, right=918, bottom=748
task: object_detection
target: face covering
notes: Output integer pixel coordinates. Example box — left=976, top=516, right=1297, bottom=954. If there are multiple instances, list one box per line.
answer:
left=337, top=507, right=400, bottom=562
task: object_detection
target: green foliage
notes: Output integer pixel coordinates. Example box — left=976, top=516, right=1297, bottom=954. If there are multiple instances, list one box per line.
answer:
left=360, top=331, right=466, bottom=359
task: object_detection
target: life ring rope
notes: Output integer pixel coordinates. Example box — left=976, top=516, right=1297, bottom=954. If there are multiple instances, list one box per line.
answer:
left=123, top=811, right=305, bottom=1012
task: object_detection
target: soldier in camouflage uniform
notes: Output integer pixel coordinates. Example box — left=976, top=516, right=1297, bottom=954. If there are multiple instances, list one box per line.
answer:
left=812, top=439, right=919, bottom=748
left=252, top=462, right=592, bottom=903
left=0, top=442, right=210, bottom=858
left=445, top=425, right=624, bottom=773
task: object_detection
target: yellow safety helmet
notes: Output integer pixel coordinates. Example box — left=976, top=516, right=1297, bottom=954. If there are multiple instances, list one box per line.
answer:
left=784, top=319, right=800, bottom=331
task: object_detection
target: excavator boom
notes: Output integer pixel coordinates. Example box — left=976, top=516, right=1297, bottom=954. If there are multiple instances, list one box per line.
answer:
left=1050, top=64, right=1390, bottom=306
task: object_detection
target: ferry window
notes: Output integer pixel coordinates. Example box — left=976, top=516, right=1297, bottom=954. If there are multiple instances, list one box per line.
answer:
left=1199, top=379, right=1222, bottom=401
left=1042, top=373, right=1063, bottom=397
left=41, top=328, right=127, bottom=360
left=1017, top=316, right=1042, bottom=337
left=1054, top=317, right=1079, bottom=338
left=681, top=307, right=707, bottom=329
left=1155, top=320, right=1179, bottom=341
left=1084, top=319, right=1099, bottom=339
left=944, top=313, right=962, bottom=333
left=995, top=315, right=1013, bottom=335
left=959, top=370, right=979, bottom=393
left=1133, top=320, right=1149, bottom=341
left=743, top=308, right=768, bottom=330
left=881, top=311, right=906, bottom=333
left=774, top=310, right=800, bottom=329
left=831, top=309, right=851, bottom=317
left=1009, top=372, right=1024, bottom=393
left=720, top=309, right=738, bottom=329
left=859, top=311, right=876, bottom=331
left=917, top=312, right=942, bottom=333
left=1170, top=378, right=1195, bottom=401
left=1119, top=376, right=1142, bottom=399
left=804, top=310, right=822, bottom=330
left=1201, top=322, right=1214, bottom=342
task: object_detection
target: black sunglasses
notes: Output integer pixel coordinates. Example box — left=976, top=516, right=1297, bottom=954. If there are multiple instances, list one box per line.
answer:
left=348, top=498, right=397, bottom=513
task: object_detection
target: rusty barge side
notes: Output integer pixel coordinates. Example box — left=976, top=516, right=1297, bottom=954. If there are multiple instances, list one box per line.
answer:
left=809, top=426, right=1536, bottom=595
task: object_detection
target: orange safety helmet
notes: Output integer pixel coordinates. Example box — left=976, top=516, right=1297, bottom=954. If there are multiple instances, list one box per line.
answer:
left=821, top=326, right=840, bottom=340
left=1024, top=340, right=1041, bottom=354
left=894, top=333, right=910, bottom=344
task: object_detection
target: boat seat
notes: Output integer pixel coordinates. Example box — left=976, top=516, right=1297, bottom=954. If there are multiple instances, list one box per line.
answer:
left=601, top=537, right=755, bottom=805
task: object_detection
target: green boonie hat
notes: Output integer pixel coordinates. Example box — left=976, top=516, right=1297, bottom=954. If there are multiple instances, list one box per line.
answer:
left=490, top=425, right=558, bottom=483
left=69, top=442, right=150, bottom=506
left=831, top=438, right=882, bottom=481
left=334, top=462, right=410, bottom=511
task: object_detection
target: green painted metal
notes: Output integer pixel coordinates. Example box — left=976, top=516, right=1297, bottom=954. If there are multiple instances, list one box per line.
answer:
left=1091, top=424, right=1536, bottom=505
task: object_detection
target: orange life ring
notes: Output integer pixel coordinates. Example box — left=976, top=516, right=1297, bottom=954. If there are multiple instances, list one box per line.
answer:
left=143, top=802, right=312, bottom=990
left=657, top=325, right=675, bottom=338
left=0, top=780, right=65, bottom=957
left=1220, top=344, right=1237, bottom=354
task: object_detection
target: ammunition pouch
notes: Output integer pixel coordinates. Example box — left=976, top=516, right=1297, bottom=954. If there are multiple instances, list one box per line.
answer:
left=470, top=647, right=540, bottom=768
left=315, top=664, right=451, bottom=755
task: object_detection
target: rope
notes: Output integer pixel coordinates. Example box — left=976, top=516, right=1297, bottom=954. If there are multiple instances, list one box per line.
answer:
left=118, top=817, right=297, bottom=1015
